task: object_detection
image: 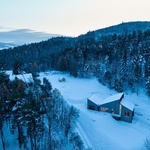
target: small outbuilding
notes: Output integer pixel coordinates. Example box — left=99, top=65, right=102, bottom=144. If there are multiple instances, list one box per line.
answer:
left=9, top=73, right=34, bottom=83
left=6, top=70, right=34, bottom=85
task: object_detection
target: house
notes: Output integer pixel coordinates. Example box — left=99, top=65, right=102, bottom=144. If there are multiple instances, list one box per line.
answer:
left=6, top=70, right=34, bottom=84
left=87, top=93, right=134, bottom=123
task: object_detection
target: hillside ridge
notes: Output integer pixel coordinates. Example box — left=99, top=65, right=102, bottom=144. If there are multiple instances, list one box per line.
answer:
left=95, top=21, right=150, bottom=35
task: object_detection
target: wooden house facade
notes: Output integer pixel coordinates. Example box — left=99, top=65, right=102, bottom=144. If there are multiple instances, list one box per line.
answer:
left=120, top=99, right=134, bottom=123
left=99, top=93, right=124, bottom=114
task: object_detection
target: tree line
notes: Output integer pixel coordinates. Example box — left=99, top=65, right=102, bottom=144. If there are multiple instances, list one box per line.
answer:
left=0, top=72, right=85, bottom=150
left=0, top=29, right=150, bottom=95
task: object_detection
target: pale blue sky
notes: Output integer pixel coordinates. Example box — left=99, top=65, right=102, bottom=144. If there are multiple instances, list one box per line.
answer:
left=0, top=0, right=150, bottom=36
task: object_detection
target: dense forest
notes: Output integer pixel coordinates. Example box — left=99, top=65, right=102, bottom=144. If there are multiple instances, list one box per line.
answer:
left=0, top=22, right=150, bottom=96
left=0, top=72, right=85, bottom=150
left=0, top=21, right=150, bottom=150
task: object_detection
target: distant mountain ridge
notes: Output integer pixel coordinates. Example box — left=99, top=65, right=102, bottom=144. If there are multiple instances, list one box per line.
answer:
left=0, top=28, right=61, bottom=49
left=95, top=21, right=150, bottom=36
left=1, top=21, right=150, bottom=50
left=0, top=42, right=17, bottom=50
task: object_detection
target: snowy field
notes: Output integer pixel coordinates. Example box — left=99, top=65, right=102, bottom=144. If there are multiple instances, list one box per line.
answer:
left=38, top=71, right=150, bottom=150
left=1, top=71, right=150, bottom=150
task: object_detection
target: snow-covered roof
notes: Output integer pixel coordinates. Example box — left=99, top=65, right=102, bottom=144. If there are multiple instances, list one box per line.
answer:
left=88, top=93, right=124, bottom=105
left=99, top=93, right=124, bottom=105
left=5, top=70, right=33, bottom=83
left=10, top=73, right=33, bottom=83
left=88, top=94, right=102, bottom=105
left=5, top=70, right=13, bottom=75
left=6, top=70, right=34, bottom=83
left=121, top=99, right=134, bottom=111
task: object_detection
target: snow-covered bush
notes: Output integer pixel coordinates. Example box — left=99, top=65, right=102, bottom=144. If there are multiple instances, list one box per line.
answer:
left=144, top=136, right=150, bottom=150
left=59, top=77, right=66, bottom=82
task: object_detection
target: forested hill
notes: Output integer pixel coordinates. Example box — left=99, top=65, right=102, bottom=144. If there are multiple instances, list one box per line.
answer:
left=95, top=21, right=150, bottom=36
left=0, top=21, right=150, bottom=95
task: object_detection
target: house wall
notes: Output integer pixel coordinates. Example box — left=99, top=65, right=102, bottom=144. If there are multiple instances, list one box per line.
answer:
left=87, top=99, right=99, bottom=111
left=99, top=100, right=120, bottom=114
left=121, top=106, right=133, bottom=123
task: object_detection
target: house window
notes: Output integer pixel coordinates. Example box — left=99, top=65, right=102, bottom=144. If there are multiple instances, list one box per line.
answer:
left=125, top=111, right=130, bottom=117
left=89, top=106, right=95, bottom=110
left=111, top=109, right=114, bottom=114
left=119, top=104, right=122, bottom=115
left=101, top=107, right=109, bottom=112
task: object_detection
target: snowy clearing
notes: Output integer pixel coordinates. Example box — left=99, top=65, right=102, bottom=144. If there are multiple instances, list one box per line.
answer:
left=38, top=71, right=150, bottom=150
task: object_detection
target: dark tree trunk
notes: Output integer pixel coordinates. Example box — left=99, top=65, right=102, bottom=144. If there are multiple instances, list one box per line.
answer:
left=0, top=126, right=5, bottom=150
left=29, top=134, right=34, bottom=150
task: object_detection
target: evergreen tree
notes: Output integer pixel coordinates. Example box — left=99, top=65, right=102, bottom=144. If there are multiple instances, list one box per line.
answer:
left=0, top=72, right=9, bottom=150
left=102, top=71, right=112, bottom=87
left=113, top=76, right=123, bottom=93
left=13, top=60, right=23, bottom=75
left=146, top=77, right=150, bottom=96
left=57, top=55, right=69, bottom=71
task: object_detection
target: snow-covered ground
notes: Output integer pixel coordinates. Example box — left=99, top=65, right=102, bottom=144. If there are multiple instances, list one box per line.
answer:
left=38, top=71, right=150, bottom=150
left=1, top=71, right=150, bottom=150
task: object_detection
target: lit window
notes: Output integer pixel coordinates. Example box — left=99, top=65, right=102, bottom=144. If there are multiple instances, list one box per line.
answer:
left=89, top=106, right=95, bottom=110
left=101, top=107, right=109, bottom=112
left=111, top=109, right=114, bottom=114
left=125, top=111, right=130, bottom=116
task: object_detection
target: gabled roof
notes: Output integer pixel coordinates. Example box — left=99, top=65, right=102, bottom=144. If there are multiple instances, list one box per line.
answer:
left=121, top=99, right=134, bottom=111
left=10, top=73, right=34, bottom=83
left=99, top=93, right=124, bottom=105
left=88, top=94, right=102, bottom=105
left=88, top=93, right=124, bottom=106
left=6, top=71, right=33, bottom=83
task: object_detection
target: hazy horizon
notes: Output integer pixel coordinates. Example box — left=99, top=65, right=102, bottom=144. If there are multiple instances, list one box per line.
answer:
left=0, top=0, right=150, bottom=36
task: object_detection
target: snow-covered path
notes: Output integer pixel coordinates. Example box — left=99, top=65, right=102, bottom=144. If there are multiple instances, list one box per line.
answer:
left=76, top=122, right=93, bottom=149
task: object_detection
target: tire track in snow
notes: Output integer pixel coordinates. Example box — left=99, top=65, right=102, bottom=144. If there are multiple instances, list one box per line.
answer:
left=76, top=122, right=93, bottom=149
